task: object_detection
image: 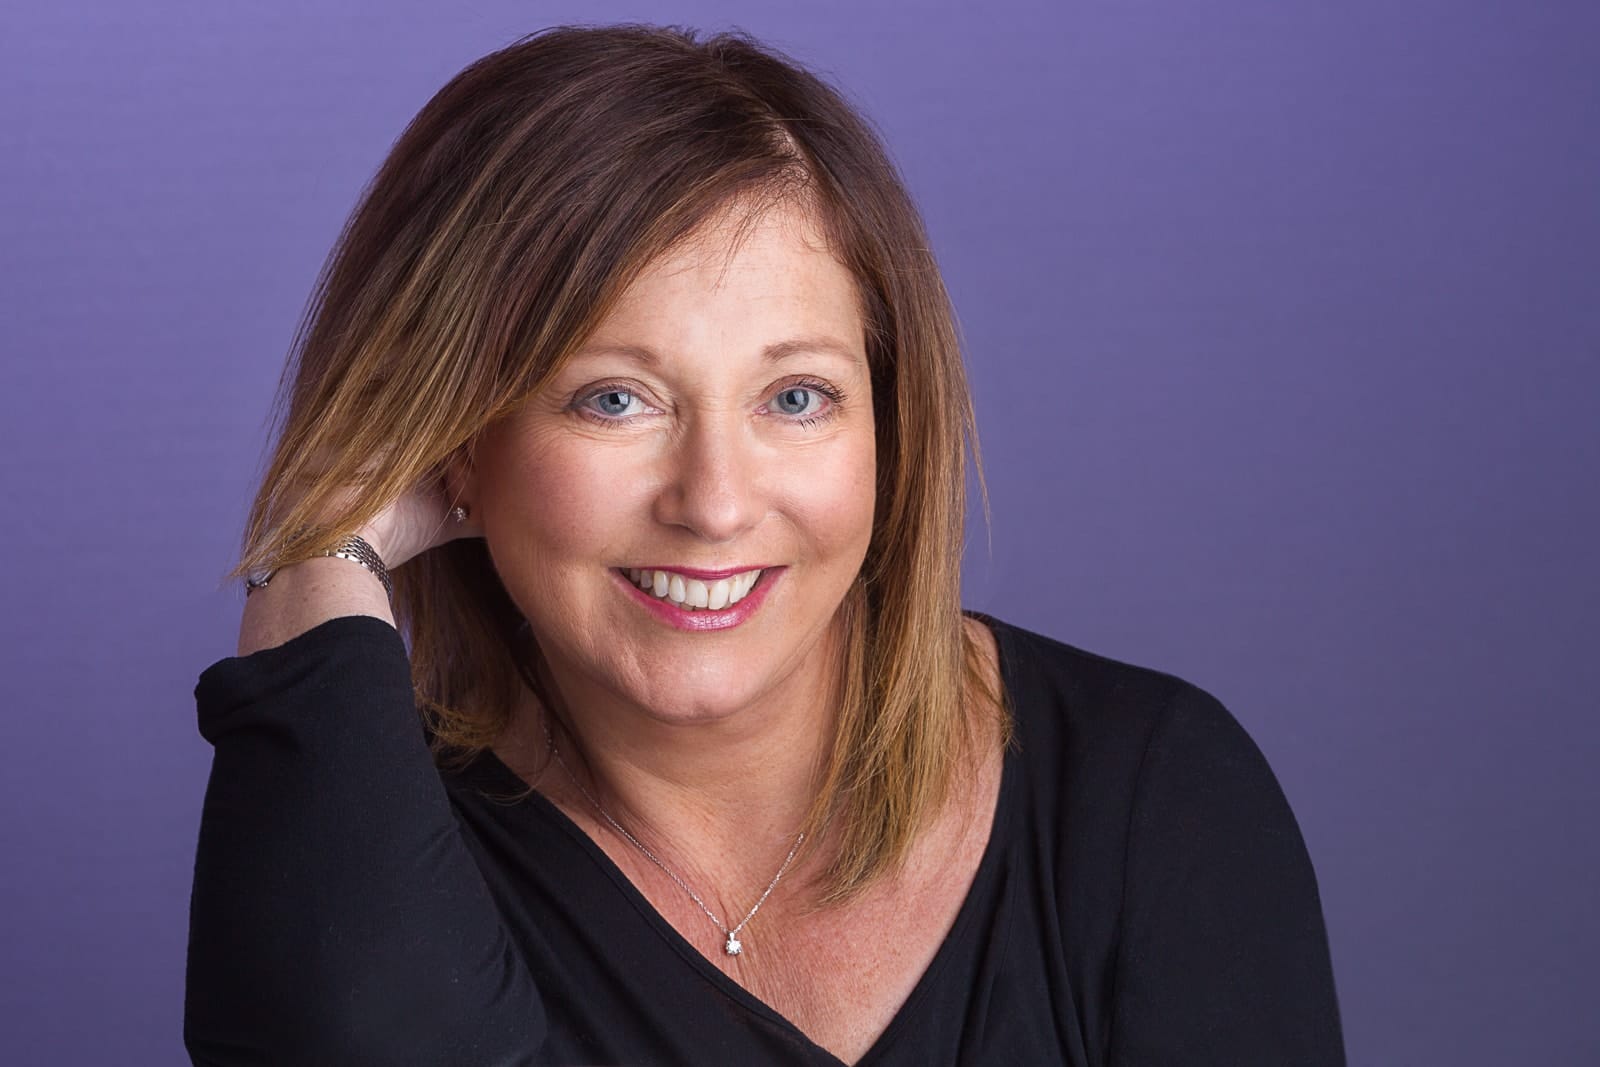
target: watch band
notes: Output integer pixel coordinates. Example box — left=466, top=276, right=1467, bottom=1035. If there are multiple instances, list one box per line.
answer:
left=244, top=534, right=393, bottom=601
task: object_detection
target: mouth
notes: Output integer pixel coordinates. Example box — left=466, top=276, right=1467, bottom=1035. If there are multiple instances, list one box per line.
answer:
left=617, top=566, right=768, bottom=610
left=612, top=566, right=779, bottom=631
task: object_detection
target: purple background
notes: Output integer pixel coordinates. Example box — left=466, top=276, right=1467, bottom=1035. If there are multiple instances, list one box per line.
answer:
left=4, top=1, right=1596, bottom=1063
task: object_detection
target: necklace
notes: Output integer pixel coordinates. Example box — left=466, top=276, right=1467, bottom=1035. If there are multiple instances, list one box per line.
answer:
left=541, top=719, right=805, bottom=957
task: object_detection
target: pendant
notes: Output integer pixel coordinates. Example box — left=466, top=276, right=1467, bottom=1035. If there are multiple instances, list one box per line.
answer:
left=724, top=933, right=743, bottom=956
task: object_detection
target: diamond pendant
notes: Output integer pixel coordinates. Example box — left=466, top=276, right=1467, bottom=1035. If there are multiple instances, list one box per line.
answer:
left=724, top=933, right=743, bottom=956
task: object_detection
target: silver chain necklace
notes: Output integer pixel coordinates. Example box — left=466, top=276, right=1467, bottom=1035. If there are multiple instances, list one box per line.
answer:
left=541, top=719, right=805, bottom=957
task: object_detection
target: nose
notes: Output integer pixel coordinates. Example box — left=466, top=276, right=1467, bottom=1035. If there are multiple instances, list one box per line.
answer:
left=651, top=410, right=765, bottom=544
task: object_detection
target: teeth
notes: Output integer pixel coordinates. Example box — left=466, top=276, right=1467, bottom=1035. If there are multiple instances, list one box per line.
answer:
left=631, top=568, right=763, bottom=611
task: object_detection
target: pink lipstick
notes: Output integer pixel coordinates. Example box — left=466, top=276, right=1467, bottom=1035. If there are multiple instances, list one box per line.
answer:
left=613, top=567, right=781, bottom=632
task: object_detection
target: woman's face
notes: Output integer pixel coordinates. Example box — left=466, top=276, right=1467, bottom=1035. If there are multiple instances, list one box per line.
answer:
left=462, top=198, right=876, bottom=729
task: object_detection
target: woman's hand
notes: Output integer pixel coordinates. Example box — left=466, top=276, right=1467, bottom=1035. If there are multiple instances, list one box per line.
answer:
left=236, top=467, right=482, bottom=656
left=354, top=472, right=482, bottom=571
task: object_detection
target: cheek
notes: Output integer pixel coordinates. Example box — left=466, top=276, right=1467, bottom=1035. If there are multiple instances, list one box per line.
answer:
left=774, top=435, right=877, bottom=560
left=489, top=434, right=650, bottom=559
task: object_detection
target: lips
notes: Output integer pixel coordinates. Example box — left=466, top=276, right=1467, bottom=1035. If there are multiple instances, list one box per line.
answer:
left=614, top=565, right=781, bottom=632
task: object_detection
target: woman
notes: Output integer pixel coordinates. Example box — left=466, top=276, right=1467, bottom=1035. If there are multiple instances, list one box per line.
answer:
left=185, top=24, right=1346, bottom=1066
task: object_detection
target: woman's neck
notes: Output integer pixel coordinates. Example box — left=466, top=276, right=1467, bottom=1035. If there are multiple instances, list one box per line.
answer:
left=552, top=684, right=830, bottom=860
left=505, top=626, right=845, bottom=892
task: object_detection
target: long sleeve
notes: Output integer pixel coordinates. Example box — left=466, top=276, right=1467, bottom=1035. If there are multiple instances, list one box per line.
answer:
left=183, top=615, right=545, bottom=1066
left=1107, top=685, right=1347, bottom=1066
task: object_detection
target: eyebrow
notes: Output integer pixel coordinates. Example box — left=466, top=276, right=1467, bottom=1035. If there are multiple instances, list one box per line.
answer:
left=569, top=336, right=864, bottom=366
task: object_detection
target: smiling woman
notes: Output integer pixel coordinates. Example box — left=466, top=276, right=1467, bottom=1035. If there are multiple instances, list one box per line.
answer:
left=185, top=22, right=1346, bottom=1067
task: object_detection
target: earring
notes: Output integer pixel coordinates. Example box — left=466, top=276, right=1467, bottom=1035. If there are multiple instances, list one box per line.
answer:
left=451, top=505, right=469, bottom=524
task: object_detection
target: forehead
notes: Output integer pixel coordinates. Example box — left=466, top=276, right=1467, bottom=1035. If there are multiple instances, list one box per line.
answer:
left=571, top=196, right=867, bottom=367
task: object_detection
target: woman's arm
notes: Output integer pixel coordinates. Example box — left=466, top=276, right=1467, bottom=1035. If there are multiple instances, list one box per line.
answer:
left=184, top=560, right=544, bottom=1066
left=1107, top=685, right=1347, bottom=1066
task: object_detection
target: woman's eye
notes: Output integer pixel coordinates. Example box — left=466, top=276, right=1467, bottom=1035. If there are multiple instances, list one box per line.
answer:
left=770, top=386, right=825, bottom=419
left=577, top=381, right=840, bottom=426
left=588, top=389, right=640, bottom=418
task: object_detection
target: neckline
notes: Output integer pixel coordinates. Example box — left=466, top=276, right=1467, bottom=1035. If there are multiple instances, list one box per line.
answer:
left=465, top=609, right=1020, bottom=1066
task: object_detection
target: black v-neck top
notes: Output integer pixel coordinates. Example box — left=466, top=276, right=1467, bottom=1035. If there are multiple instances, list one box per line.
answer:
left=184, top=611, right=1346, bottom=1066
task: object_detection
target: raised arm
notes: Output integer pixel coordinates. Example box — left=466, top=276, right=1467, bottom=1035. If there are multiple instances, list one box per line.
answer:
left=1108, top=686, right=1347, bottom=1066
left=184, top=498, right=545, bottom=1065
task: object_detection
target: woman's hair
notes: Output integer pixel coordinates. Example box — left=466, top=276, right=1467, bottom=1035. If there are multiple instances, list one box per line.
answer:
left=231, top=23, right=1009, bottom=905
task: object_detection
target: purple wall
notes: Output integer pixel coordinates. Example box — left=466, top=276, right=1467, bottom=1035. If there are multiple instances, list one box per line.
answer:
left=4, top=2, right=1596, bottom=1063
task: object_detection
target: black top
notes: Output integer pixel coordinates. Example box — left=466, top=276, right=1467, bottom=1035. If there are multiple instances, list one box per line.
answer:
left=184, top=611, right=1346, bottom=1066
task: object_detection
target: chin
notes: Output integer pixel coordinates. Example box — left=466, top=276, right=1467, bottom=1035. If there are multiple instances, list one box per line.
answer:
left=626, top=670, right=772, bottom=724
left=642, top=696, right=748, bottom=726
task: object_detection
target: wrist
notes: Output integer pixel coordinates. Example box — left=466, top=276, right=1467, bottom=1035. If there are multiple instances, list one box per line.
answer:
left=237, top=556, right=397, bottom=655
left=245, top=532, right=393, bottom=601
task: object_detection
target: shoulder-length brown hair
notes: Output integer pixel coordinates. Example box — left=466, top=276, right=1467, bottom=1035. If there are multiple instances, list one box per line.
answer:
left=231, top=23, right=1008, bottom=905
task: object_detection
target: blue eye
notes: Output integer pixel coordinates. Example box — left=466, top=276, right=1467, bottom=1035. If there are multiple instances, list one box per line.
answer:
left=771, top=387, right=823, bottom=418
left=590, top=389, right=639, bottom=417
left=573, top=378, right=844, bottom=428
